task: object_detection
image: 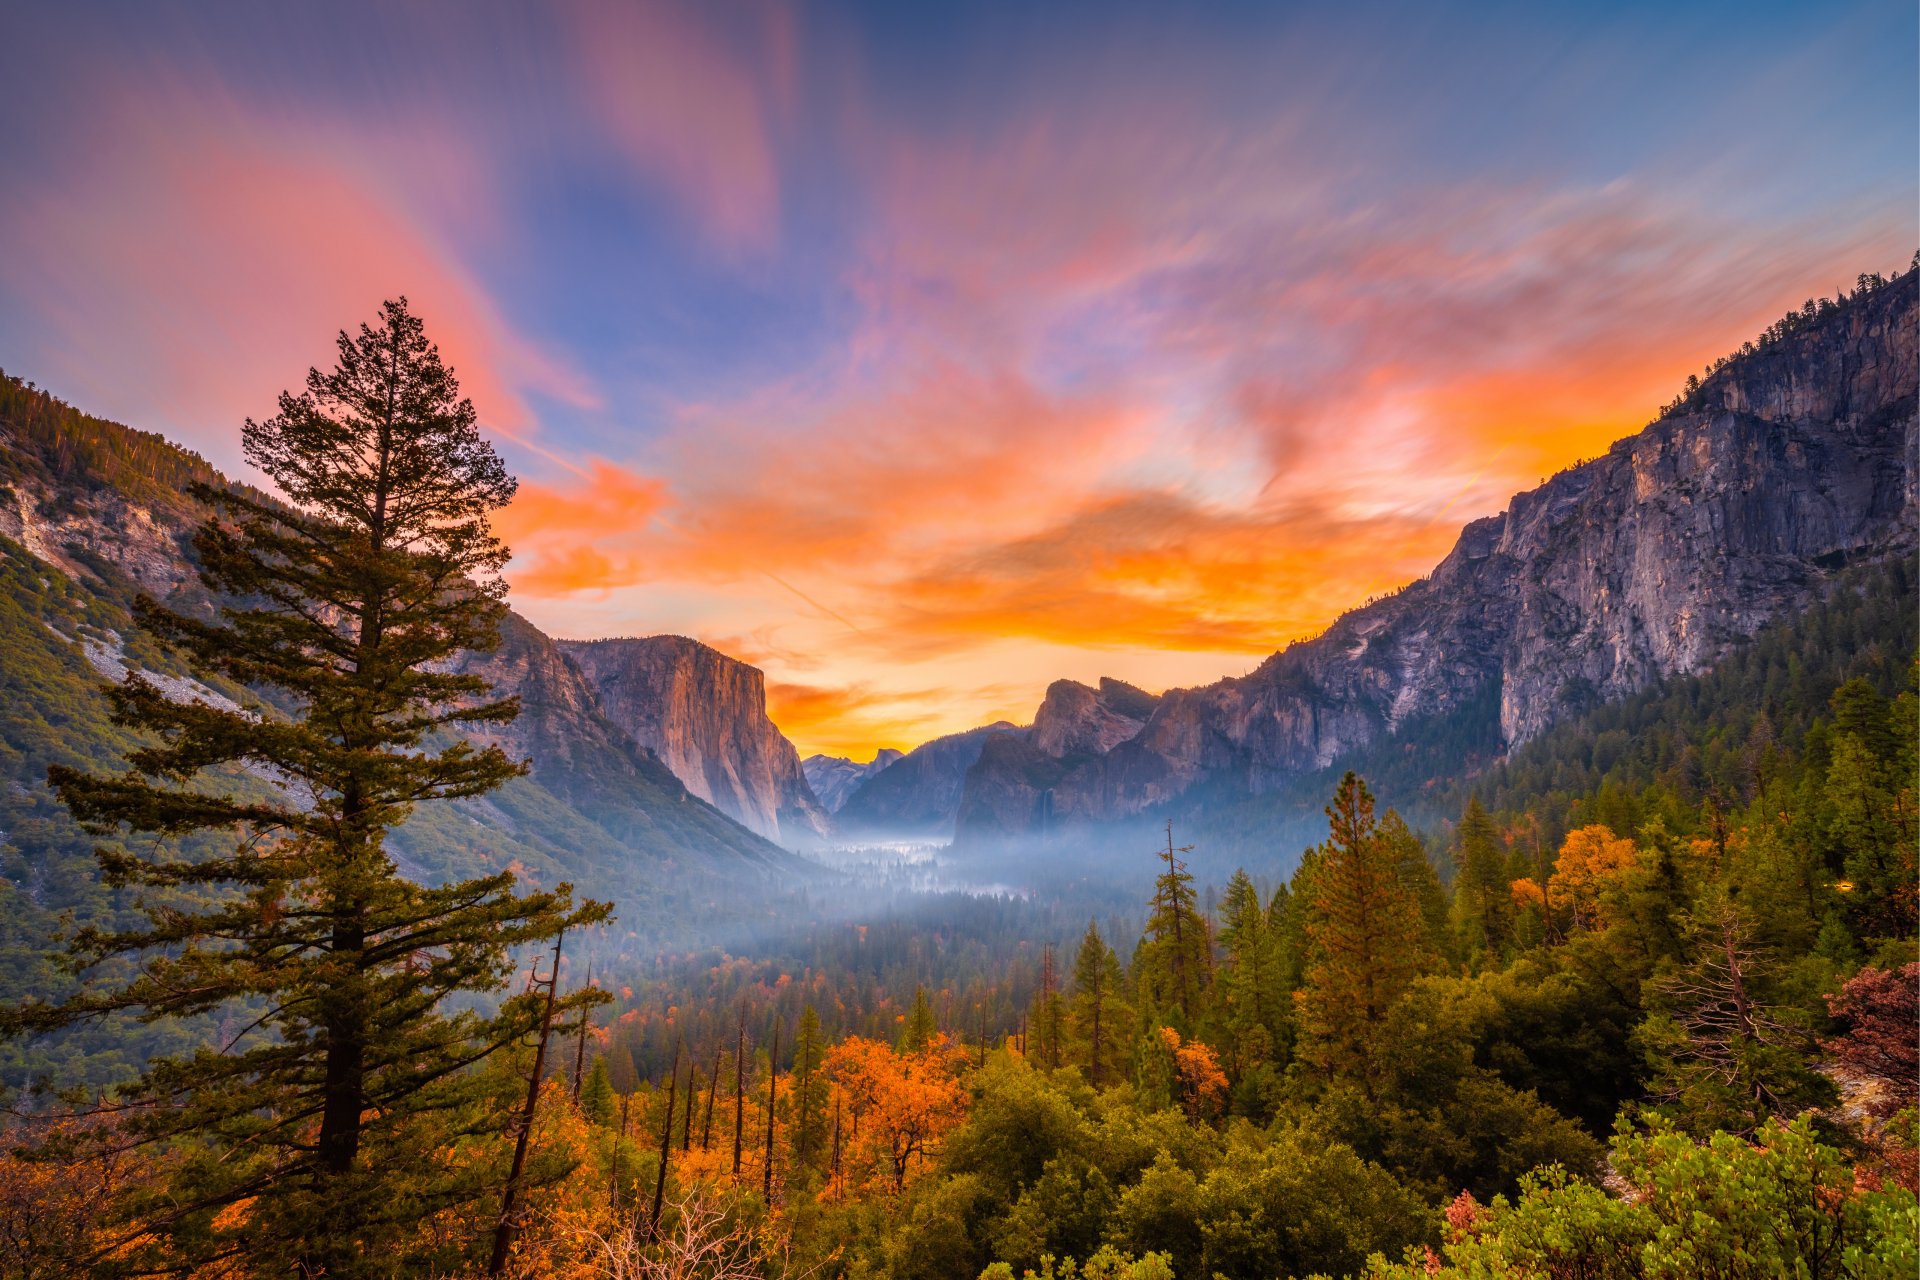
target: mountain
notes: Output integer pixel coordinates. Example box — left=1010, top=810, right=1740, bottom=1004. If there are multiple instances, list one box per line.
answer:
left=955, top=679, right=1159, bottom=841
left=803, top=749, right=904, bottom=814
left=0, top=374, right=809, bottom=936
left=953, top=268, right=1919, bottom=846
left=835, top=722, right=1018, bottom=838
left=558, top=636, right=829, bottom=844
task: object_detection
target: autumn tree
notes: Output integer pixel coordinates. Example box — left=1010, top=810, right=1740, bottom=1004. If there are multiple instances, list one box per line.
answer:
left=1295, top=773, right=1429, bottom=1095
left=1823, top=962, right=1919, bottom=1190
left=2, top=300, right=608, bottom=1277
left=825, top=1037, right=967, bottom=1194
left=1550, top=825, right=1638, bottom=932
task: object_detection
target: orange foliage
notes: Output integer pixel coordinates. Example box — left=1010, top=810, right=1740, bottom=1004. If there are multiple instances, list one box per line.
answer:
left=1159, top=1027, right=1229, bottom=1123
left=1509, top=877, right=1546, bottom=911
left=1549, top=825, right=1639, bottom=930
left=823, top=1036, right=968, bottom=1196
left=0, top=1116, right=151, bottom=1273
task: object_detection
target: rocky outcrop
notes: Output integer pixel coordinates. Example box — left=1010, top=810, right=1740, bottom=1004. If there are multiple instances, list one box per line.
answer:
left=955, top=270, right=1920, bottom=843
left=559, top=636, right=828, bottom=844
left=836, top=722, right=1018, bottom=838
left=803, top=749, right=904, bottom=814
left=955, top=679, right=1159, bottom=840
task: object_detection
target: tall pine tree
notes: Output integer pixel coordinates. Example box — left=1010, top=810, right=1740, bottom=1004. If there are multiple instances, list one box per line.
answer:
left=1069, top=920, right=1128, bottom=1084
left=1217, top=868, right=1282, bottom=1068
left=1295, top=772, right=1427, bottom=1096
left=6, top=300, right=608, bottom=1277
left=1451, top=795, right=1512, bottom=963
left=1136, top=822, right=1212, bottom=1030
left=790, top=1004, right=830, bottom=1171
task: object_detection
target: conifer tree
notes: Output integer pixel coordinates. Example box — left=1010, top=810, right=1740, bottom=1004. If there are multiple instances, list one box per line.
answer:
left=1378, top=810, right=1451, bottom=961
left=790, top=1004, right=830, bottom=1170
left=1137, top=822, right=1212, bottom=1029
left=1069, top=920, right=1128, bottom=1084
left=1217, top=868, right=1282, bottom=1067
left=1031, top=944, right=1066, bottom=1069
left=1296, top=772, right=1427, bottom=1096
left=3, top=300, right=608, bottom=1276
left=580, top=1056, right=617, bottom=1127
left=1452, top=796, right=1512, bottom=962
left=899, top=985, right=936, bottom=1055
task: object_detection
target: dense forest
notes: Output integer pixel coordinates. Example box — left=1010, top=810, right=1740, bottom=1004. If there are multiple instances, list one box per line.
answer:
left=0, top=288, right=1912, bottom=1278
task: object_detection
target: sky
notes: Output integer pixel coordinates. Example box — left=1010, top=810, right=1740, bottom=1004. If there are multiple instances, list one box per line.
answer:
left=1, top=1, right=1913, bottom=758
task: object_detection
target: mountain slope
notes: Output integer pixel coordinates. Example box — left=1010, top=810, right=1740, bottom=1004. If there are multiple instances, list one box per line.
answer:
left=835, top=722, right=1017, bottom=838
left=953, top=268, right=1918, bottom=846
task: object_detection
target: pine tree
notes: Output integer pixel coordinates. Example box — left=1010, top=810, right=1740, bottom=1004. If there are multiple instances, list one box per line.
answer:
left=790, top=1004, right=830, bottom=1171
left=1217, top=868, right=1281, bottom=1068
left=1068, top=920, right=1128, bottom=1084
left=1295, top=772, right=1427, bottom=1096
left=899, top=985, right=936, bottom=1055
left=1823, top=677, right=1918, bottom=938
left=580, top=1056, right=617, bottom=1127
left=1378, top=809, right=1450, bottom=961
left=1031, top=944, right=1065, bottom=1069
left=5, top=300, right=609, bottom=1276
left=1137, top=822, right=1212, bottom=1029
left=1452, top=796, right=1512, bottom=962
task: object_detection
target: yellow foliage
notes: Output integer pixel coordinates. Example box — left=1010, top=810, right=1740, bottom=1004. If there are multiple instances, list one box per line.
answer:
left=822, top=1036, right=968, bottom=1197
left=1548, top=825, right=1638, bottom=930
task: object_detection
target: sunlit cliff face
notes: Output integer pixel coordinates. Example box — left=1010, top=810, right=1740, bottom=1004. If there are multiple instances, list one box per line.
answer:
left=2, top=1, right=1913, bottom=757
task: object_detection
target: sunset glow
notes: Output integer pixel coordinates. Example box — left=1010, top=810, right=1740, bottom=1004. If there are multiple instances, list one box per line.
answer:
left=3, top=1, right=1911, bottom=758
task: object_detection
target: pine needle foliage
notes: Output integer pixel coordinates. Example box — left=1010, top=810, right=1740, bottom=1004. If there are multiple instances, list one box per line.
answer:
left=3, top=300, right=609, bottom=1277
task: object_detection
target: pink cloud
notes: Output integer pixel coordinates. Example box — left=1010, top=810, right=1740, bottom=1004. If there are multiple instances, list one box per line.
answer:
left=0, top=81, right=595, bottom=474
left=567, top=0, right=794, bottom=255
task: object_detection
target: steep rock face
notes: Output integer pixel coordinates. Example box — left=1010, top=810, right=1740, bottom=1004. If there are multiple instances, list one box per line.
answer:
left=955, top=271, right=1919, bottom=842
left=955, top=679, right=1160, bottom=841
left=836, top=722, right=1017, bottom=837
left=559, top=636, right=828, bottom=843
left=803, top=749, right=904, bottom=814
left=1032, top=678, right=1160, bottom=757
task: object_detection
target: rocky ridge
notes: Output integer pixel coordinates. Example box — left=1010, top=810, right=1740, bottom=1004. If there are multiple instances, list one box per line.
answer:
left=953, top=269, right=1920, bottom=844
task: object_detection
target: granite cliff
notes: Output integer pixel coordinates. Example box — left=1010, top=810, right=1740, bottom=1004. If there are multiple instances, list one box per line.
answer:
left=953, top=269, right=1919, bottom=844
left=559, top=636, right=829, bottom=843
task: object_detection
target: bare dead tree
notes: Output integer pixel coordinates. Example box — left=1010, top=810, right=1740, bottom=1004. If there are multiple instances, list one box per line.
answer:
left=647, top=1036, right=683, bottom=1242
left=489, top=930, right=565, bottom=1276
